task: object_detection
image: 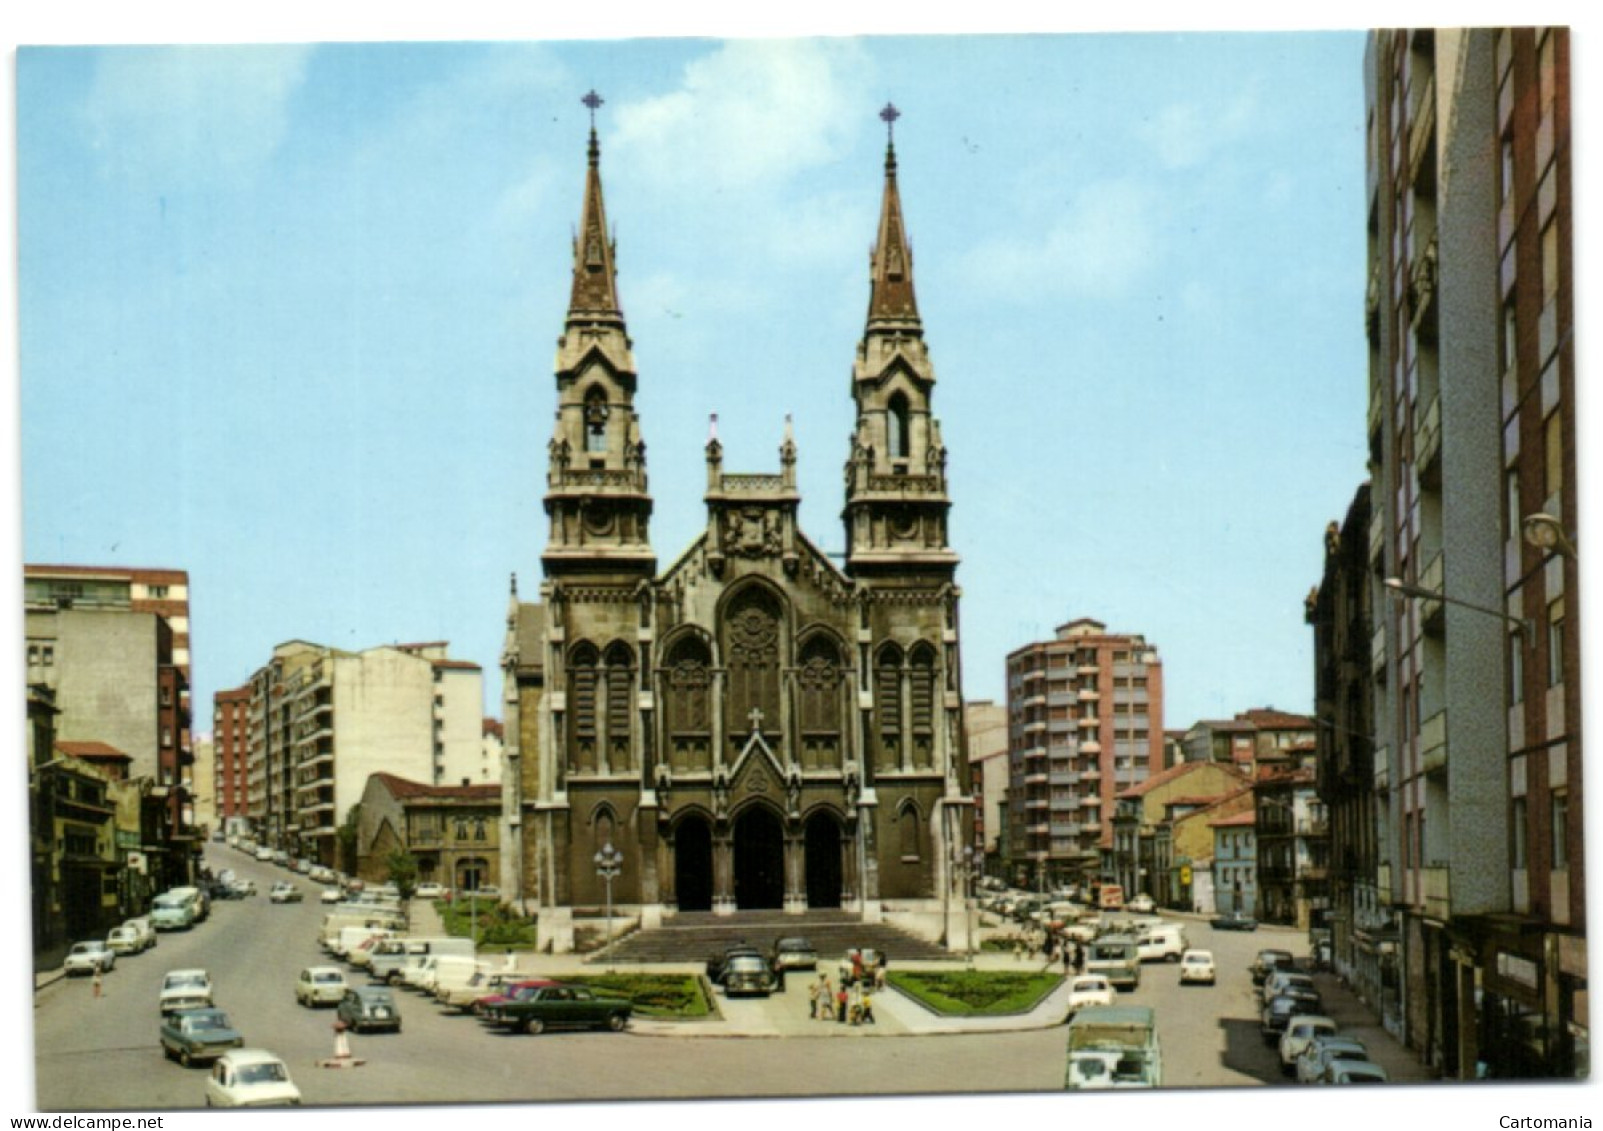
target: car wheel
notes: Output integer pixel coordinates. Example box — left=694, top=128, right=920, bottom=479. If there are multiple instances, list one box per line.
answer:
left=1165, top=953, right=1179, bottom=963
left=179, top=1049, right=192, bottom=1068
left=526, top=1018, right=545, bottom=1035
left=607, top=1012, right=627, bottom=1032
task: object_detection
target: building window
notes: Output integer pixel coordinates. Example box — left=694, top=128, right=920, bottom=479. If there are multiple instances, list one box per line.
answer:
left=886, top=392, right=910, bottom=462
left=1511, top=796, right=1528, bottom=869
left=1542, top=220, right=1560, bottom=305
left=148, top=585, right=169, bottom=599
left=1547, top=597, right=1565, bottom=687
left=1538, top=30, right=1557, bottom=120
left=1544, top=410, right=1563, bottom=502
left=1508, top=631, right=1525, bottom=705
left=1502, top=300, right=1518, bottom=375
left=1505, top=468, right=1521, bottom=540
left=1500, top=132, right=1515, bottom=207
left=1551, top=790, right=1568, bottom=869
left=584, top=388, right=609, bottom=453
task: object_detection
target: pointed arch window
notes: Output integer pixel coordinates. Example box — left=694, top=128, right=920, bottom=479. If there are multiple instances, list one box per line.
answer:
left=604, top=642, right=635, bottom=772
left=875, top=645, right=903, bottom=772
left=568, top=643, right=600, bottom=774
left=798, top=635, right=844, bottom=770
left=887, top=392, right=911, bottom=463
left=665, top=636, right=712, bottom=771
left=724, top=588, right=783, bottom=744
left=584, top=387, right=610, bottom=453
left=898, top=801, right=922, bottom=861
left=909, top=643, right=937, bottom=767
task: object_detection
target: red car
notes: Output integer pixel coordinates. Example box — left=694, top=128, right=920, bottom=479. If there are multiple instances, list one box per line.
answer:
left=473, top=979, right=557, bottom=1019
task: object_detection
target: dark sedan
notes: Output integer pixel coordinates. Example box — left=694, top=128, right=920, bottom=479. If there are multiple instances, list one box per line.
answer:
left=336, top=985, right=402, bottom=1034
left=1261, top=991, right=1322, bottom=1043
left=160, top=1008, right=244, bottom=1067
left=481, top=983, right=633, bottom=1035
left=1210, top=912, right=1258, bottom=932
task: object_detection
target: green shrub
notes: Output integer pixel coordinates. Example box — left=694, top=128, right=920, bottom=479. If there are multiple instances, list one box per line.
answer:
left=553, top=974, right=712, bottom=1018
left=886, top=970, right=1061, bottom=1016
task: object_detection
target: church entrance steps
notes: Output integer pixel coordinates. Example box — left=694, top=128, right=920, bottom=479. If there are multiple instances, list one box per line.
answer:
left=589, top=909, right=953, bottom=965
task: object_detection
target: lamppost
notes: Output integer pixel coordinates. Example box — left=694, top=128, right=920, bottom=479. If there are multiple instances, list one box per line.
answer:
left=953, top=845, right=979, bottom=969
left=1522, top=512, right=1578, bottom=559
left=1383, top=577, right=1534, bottom=638
left=594, top=842, right=623, bottom=974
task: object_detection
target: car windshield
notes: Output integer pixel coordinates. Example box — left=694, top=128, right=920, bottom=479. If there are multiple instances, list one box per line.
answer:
left=314, top=972, right=342, bottom=984
left=166, top=975, right=206, bottom=989
left=362, top=990, right=394, bottom=1003
left=728, top=956, right=767, bottom=971
left=237, top=1062, right=288, bottom=1085
left=1184, top=954, right=1209, bottom=963
left=185, top=1012, right=229, bottom=1030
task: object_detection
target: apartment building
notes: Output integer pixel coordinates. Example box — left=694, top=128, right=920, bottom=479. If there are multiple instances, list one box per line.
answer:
left=241, top=640, right=485, bottom=868
left=1364, top=28, right=1581, bottom=1079
left=965, top=700, right=1009, bottom=872
left=1006, top=619, right=1164, bottom=889
left=212, top=685, right=251, bottom=826
left=1253, top=746, right=1329, bottom=930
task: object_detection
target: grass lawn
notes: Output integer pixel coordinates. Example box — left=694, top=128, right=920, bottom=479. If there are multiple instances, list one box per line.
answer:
left=545, top=973, right=713, bottom=1019
left=436, top=900, right=538, bottom=948
left=886, top=970, right=1062, bottom=1016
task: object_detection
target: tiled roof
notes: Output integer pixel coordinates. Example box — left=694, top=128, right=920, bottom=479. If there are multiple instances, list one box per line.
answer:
left=431, top=659, right=482, bottom=671
left=57, top=740, right=132, bottom=761
left=1210, top=810, right=1257, bottom=828
left=1238, top=708, right=1318, bottom=729
left=370, top=771, right=500, bottom=803
left=1115, top=760, right=1249, bottom=801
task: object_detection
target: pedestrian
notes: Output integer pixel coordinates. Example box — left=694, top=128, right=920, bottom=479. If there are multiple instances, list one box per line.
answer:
left=860, top=988, right=876, bottom=1025
left=847, top=980, right=862, bottom=1026
left=1062, top=941, right=1075, bottom=976
left=874, top=956, right=887, bottom=992
left=91, top=968, right=103, bottom=999
left=836, top=984, right=848, bottom=1024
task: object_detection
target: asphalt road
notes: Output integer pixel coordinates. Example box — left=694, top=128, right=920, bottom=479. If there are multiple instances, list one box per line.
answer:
left=31, top=850, right=1308, bottom=1110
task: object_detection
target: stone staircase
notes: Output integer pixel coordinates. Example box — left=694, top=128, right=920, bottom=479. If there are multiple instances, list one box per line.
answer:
left=593, top=910, right=953, bottom=966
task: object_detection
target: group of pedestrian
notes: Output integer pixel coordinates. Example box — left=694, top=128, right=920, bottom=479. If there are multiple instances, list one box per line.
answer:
left=809, top=950, right=879, bottom=1027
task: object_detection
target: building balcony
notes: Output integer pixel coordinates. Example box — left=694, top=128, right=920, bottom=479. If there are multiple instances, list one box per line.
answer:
left=1416, top=551, right=1445, bottom=634
left=1415, top=392, right=1442, bottom=486
left=1028, top=823, right=1050, bottom=836
left=1079, top=739, right=1101, bottom=754
left=1423, top=865, right=1450, bottom=921
left=1076, top=664, right=1099, bottom=676
left=1078, top=688, right=1100, bottom=701
left=1024, top=772, right=1048, bottom=786
left=1371, top=624, right=1387, bottom=675
left=1023, top=720, right=1047, bottom=734
left=1078, top=716, right=1100, bottom=729
left=1048, top=771, right=1079, bottom=786
left=1419, top=708, right=1447, bottom=774
left=1025, top=798, right=1049, bottom=810
left=1373, top=745, right=1389, bottom=792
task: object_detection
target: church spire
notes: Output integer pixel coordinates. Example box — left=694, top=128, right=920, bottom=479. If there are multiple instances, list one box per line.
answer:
left=866, top=102, right=921, bottom=332
left=568, top=90, right=624, bottom=327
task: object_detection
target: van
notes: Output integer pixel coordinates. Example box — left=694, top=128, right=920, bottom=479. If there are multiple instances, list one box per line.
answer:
left=369, top=936, right=475, bottom=981
left=328, top=924, right=392, bottom=959
left=429, top=955, right=491, bottom=1000
left=1136, top=924, right=1189, bottom=963
left=151, top=887, right=203, bottom=931
left=1065, top=1005, right=1161, bottom=1089
left=1085, top=935, right=1141, bottom=990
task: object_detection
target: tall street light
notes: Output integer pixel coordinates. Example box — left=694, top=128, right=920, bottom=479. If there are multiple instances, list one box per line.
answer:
left=1382, top=577, right=1534, bottom=639
left=953, top=845, right=979, bottom=969
left=1522, top=512, right=1578, bottom=560
left=594, top=842, right=623, bottom=974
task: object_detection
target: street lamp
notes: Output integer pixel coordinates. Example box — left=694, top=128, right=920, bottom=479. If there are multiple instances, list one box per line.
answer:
left=953, top=845, right=980, bottom=969
left=1522, top=512, right=1578, bottom=560
left=594, top=842, right=623, bottom=974
left=1383, top=577, right=1534, bottom=639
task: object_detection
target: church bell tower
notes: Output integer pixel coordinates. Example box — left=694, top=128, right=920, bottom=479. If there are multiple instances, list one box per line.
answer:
left=843, top=104, right=957, bottom=579
left=543, top=91, right=655, bottom=581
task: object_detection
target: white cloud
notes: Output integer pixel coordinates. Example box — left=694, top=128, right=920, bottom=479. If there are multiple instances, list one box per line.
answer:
left=955, top=178, right=1160, bottom=303
left=611, top=38, right=871, bottom=191
left=1139, top=89, right=1258, bottom=170
left=83, top=45, right=313, bottom=184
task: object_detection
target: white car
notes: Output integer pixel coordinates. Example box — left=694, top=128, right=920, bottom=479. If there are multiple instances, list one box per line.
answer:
left=1125, top=894, right=1155, bottom=914
left=63, top=940, right=117, bottom=975
left=415, top=882, right=446, bottom=899
left=160, top=969, right=214, bottom=1015
left=205, top=1049, right=301, bottom=1108
left=106, top=926, right=145, bottom=957
left=1065, top=975, right=1116, bottom=1016
left=295, top=966, right=348, bottom=1007
left=1179, top=949, right=1217, bottom=984
left=268, top=882, right=303, bottom=904
left=1279, top=1015, right=1338, bottom=1074
left=123, top=917, right=158, bottom=950
left=320, top=888, right=342, bottom=904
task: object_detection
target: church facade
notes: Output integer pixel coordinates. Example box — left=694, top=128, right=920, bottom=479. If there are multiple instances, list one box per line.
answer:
left=500, top=105, right=974, bottom=952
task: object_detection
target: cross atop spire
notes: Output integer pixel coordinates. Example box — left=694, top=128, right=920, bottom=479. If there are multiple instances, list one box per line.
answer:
left=880, top=102, right=901, bottom=171
left=583, top=89, right=604, bottom=124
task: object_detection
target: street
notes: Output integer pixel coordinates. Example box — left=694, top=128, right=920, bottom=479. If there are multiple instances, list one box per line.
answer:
left=31, top=849, right=1384, bottom=1110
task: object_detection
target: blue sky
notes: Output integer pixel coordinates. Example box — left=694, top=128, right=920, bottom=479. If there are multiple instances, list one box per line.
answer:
left=17, top=32, right=1376, bottom=731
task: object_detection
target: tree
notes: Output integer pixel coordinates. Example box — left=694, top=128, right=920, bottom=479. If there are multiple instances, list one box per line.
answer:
left=386, top=851, right=420, bottom=899
left=336, top=803, right=362, bottom=876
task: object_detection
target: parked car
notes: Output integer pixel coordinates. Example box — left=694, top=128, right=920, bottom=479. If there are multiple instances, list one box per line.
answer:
left=159, top=969, right=215, bottom=1015
left=254, top=847, right=275, bottom=862
left=472, top=979, right=549, bottom=1018
left=1261, top=992, right=1321, bottom=1043
left=1261, top=970, right=1320, bottom=1006
left=269, top=882, right=303, bottom=904
left=63, top=940, right=117, bottom=975
left=1325, top=1059, right=1390, bottom=1084
left=123, top=917, right=158, bottom=951
left=309, top=866, right=338, bottom=884
left=1135, top=924, right=1188, bottom=963
left=481, top=981, right=632, bottom=1034
left=440, top=970, right=520, bottom=1012
left=1297, top=1035, right=1371, bottom=1084
left=1178, top=949, right=1216, bottom=985
left=721, top=952, right=783, bottom=997
left=770, top=937, right=819, bottom=973
left=414, top=882, right=446, bottom=899
left=1279, top=1015, right=1338, bottom=1075
left=227, top=879, right=256, bottom=898
left=336, top=985, right=402, bottom=1033
left=1125, top=894, right=1155, bottom=914
left=1250, top=948, right=1296, bottom=984
left=1210, top=911, right=1259, bottom=932
left=319, top=888, right=342, bottom=905
left=160, top=1007, right=243, bottom=1067
left=706, top=944, right=776, bottom=990
left=1065, top=975, right=1116, bottom=1017
left=106, top=926, right=146, bottom=957
left=295, top=966, right=348, bottom=1008
left=205, top=1049, right=301, bottom=1108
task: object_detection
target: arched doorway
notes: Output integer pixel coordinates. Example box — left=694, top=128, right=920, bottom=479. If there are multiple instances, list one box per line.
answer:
left=733, top=806, right=785, bottom=910
left=804, top=812, right=843, bottom=909
left=674, top=815, right=714, bottom=912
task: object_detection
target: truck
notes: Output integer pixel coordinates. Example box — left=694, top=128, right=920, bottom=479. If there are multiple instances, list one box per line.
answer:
left=1097, top=883, right=1125, bottom=911
left=1064, top=1005, right=1162, bottom=1090
left=1085, top=934, right=1141, bottom=990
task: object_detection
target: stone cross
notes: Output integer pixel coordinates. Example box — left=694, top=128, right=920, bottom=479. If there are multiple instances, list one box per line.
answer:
left=748, top=706, right=764, bottom=733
